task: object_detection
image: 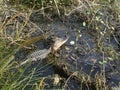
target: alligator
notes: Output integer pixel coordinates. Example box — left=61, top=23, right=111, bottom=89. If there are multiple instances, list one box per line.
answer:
left=17, top=36, right=69, bottom=67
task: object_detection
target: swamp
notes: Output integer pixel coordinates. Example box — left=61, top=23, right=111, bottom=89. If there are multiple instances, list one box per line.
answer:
left=0, top=0, right=120, bottom=90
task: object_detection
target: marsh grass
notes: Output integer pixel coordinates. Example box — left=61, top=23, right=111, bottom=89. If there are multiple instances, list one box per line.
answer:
left=0, top=0, right=120, bottom=90
left=0, top=5, right=50, bottom=90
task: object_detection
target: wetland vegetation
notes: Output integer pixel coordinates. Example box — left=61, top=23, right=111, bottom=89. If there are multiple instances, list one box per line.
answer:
left=0, top=0, right=120, bottom=90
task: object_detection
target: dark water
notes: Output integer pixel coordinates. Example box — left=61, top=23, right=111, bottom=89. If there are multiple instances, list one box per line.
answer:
left=17, top=14, right=120, bottom=90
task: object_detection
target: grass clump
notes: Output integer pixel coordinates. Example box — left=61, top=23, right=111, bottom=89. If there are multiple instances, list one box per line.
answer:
left=0, top=5, right=47, bottom=90
left=0, top=0, right=120, bottom=90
